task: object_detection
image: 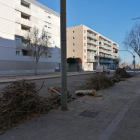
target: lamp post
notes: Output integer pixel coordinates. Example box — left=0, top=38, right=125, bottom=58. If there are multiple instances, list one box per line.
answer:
left=124, top=54, right=125, bottom=67
left=60, top=0, right=67, bottom=110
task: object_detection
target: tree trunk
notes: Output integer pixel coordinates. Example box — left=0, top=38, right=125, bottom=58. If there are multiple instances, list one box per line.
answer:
left=35, top=61, right=38, bottom=75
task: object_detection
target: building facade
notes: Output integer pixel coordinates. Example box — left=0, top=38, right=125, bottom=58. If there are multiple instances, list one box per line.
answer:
left=67, top=25, right=119, bottom=71
left=0, top=0, right=60, bottom=75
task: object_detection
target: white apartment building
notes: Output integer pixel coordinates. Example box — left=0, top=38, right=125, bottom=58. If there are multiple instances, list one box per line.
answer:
left=0, top=0, right=60, bottom=75
left=67, top=25, right=119, bottom=71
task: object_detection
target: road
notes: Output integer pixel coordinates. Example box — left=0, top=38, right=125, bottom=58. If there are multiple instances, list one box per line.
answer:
left=0, top=72, right=115, bottom=98
left=0, top=74, right=93, bottom=97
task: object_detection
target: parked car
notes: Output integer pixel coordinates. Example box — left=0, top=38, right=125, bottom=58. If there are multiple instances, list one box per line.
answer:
left=96, top=66, right=110, bottom=74
left=125, top=66, right=131, bottom=69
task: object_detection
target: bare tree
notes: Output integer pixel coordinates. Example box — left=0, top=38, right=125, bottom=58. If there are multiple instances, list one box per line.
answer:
left=123, top=22, right=140, bottom=57
left=26, top=27, right=50, bottom=74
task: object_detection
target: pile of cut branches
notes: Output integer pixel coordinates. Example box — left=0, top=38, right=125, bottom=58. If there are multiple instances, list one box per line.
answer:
left=0, top=80, right=72, bottom=133
left=115, top=68, right=132, bottom=78
left=80, top=73, right=114, bottom=91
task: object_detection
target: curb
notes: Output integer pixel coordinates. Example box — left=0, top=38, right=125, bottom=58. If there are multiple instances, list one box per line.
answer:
left=0, top=72, right=95, bottom=84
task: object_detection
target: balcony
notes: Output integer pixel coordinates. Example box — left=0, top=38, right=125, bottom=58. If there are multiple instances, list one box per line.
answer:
left=105, top=45, right=112, bottom=50
left=21, top=30, right=29, bottom=37
left=87, top=51, right=97, bottom=55
left=106, top=51, right=112, bottom=55
left=99, top=49, right=104, bottom=53
left=15, top=4, right=31, bottom=15
left=104, top=41, right=112, bottom=46
left=99, top=59, right=113, bottom=63
left=87, top=32, right=98, bottom=40
left=87, top=45, right=98, bottom=51
left=99, top=49, right=112, bottom=55
left=87, top=40, right=98, bottom=46
left=99, top=44, right=112, bottom=51
left=113, top=45, right=118, bottom=49
left=15, top=17, right=32, bottom=27
left=113, top=57, right=118, bottom=59
left=15, top=29, right=29, bottom=37
left=87, top=58, right=98, bottom=62
left=113, top=53, right=118, bottom=57
left=99, top=54, right=112, bottom=59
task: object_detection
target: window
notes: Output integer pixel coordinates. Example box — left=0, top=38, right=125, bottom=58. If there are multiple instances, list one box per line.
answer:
left=22, top=38, right=30, bottom=46
left=73, top=50, right=75, bottom=52
left=22, top=49, right=28, bottom=56
left=84, top=30, right=86, bottom=33
left=73, top=31, right=74, bottom=33
left=21, top=0, right=30, bottom=8
left=84, top=43, right=86, bottom=46
left=99, top=42, right=101, bottom=45
left=21, top=13, right=30, bottom=20
left=73, top=37, right=75, bottom=39
left=84, top=36, right=86, bottom=40
left=84, top=56, right=86, bottom=59
left=45, top=52, right=51, bottom=58
left=15, top=38, right=21, bottom=43
left=48, top=23, right=51, bottom=29
left=21, top=25, right=30, bottom=31
left=48, top=16, right=51, bottom=19
left=16, top=50, right=20, bottom=55
left=84, top=49, right=86, bottom=53
left=73, top=43, right=75, bottom=46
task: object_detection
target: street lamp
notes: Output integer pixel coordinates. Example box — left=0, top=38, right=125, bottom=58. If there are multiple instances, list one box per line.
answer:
left=60, top=0, right=67, bottom=110
left=124, top=54, right=125, bottom=67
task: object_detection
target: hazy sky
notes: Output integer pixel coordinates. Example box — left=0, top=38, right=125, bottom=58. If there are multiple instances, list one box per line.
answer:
left=37, top=0, right=140, bottom=64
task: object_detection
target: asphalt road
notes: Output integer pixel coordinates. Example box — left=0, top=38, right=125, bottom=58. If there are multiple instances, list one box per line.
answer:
left=0, top=71, right=115, bottom=98
left=0, top=74, right=93, bottom=98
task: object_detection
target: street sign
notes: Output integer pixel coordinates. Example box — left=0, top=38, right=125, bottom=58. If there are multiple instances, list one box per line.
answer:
left=132, top=60, right=135, bottom=64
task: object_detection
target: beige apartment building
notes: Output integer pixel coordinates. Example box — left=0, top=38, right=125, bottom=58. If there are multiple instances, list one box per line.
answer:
left=67, top=25, right=119, bottom=71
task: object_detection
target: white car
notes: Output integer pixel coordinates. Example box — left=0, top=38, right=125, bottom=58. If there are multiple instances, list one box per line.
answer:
left=96, top=66, right=110, bottom=74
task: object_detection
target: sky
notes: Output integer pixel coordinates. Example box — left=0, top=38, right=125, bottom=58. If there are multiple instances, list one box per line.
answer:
left=37, top=0, right=140, bottom=65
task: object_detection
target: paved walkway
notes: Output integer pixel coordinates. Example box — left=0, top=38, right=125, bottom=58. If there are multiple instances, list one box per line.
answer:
left=1, top=74, right=140, bottom=140
left=0, top=71, right=95, bottom=84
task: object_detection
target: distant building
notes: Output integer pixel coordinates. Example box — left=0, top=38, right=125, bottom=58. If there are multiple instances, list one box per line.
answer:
left=67, top=25, right=119, bottom=71
left=0, top=0, right=60, bottom=75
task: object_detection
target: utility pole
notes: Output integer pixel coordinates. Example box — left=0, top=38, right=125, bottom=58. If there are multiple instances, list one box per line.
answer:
left=124, top=54, right=125, bottom=67
left=133, top=55, right=135, bottom=74
left=60, top=0, right=67, bottom=110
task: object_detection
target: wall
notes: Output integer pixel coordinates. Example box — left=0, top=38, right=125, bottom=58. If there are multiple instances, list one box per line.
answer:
left=67, top=25, right=84, bottom=59
left=0, top=0, right=61, bottom=75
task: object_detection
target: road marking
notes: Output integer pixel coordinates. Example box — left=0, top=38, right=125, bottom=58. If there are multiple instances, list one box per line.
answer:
left=98, top=88, right=140, bottom=140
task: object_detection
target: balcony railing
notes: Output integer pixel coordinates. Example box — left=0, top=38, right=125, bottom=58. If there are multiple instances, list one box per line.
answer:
left=87, top=33, right=98, bottom=40
left=104, top=41, right=112, bottom=46
left=87, top=51, right=96, bottom=55
left=21, top=30, right=29, bottom=37
left=87, top=58, right=98, bottom=62
left=87, top=45, right=98, bottom=51
left=99, top=49, right=112, bottom=55
left=99, top=60, right=113, bottom=63
left=99, top=44, right=112, bottom=51
left=15, top=17, right=32, bottom=27
left=87, top=40, right=98, bottom=46
left=104, top=45, right=112, bottom=50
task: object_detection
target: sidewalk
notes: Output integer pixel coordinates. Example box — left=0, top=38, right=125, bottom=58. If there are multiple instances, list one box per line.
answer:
left=0, top=71, right=95, bottom=84
left=1, top=75, right=140, bottom=140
